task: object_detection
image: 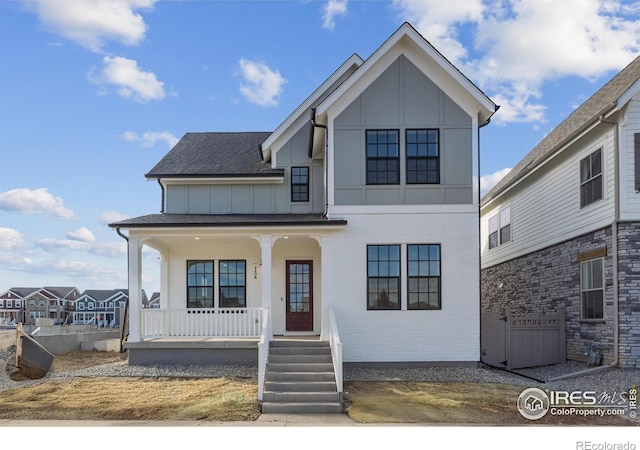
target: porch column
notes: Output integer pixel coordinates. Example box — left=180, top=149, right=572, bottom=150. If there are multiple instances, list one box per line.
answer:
left=159, top=250, right=169, bottom=308
left=319, top=235, right=332, bottom=340
left=260, top=235, right=273, bottom=309
left=127, top=236, right=143, bottom=342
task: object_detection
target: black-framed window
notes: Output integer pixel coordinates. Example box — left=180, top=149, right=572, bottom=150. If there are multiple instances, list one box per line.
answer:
left=366, top=130, right=399, bottom=185
left=291, top=167, right=310, bottom=202
left=580, top=149, right=602, bottom=208
left=581, top=258, right=604, bottom=320
left=406, top=129, right=439, bottom=184
left=219, top=260, right=246, bottom=308
left=367, top=245, right=400, bottom=310
left=187, top=260, right=214, bottom=308
left=407, top=244, right=441, bottom=310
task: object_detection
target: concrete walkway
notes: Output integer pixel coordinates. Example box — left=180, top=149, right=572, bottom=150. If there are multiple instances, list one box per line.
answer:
left=0, top=413, right=409, bottom=427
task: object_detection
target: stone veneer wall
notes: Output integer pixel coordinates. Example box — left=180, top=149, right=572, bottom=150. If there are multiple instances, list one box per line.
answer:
left=617, top=221, right=640, bottom=368
left=481, top=226, right=616, bottom=365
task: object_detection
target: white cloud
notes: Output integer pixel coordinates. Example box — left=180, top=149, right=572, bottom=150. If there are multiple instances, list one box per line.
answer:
left=99, top=210, right=129, bottom=225
left=36, top=238, right=126, bottom=257
left=480, top=167, right=512, bottom=197
left=0, top=187, right=76, bottom=219
left=238, top=58, right=287, bottom=107
left=27, top=0, right=157, bottom=52
left=68, top=227, right=96, bottom=242
left=123, top=131, right=179, bottom=149
left=90, top=55, right=166, bottom=102
left=0, top=228, right=28, bottom=251
left=322, top=0, right=348, bottom=31
left=393, top=0, right=640, bottom=124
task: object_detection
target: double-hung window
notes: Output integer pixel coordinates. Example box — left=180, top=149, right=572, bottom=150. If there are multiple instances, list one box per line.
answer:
left=488, top=206, right=511, bottom=249
left=581, top=258, right=604, bottom=320
left=406, top=129, right=439, bottom=184
left=407, top=244, right=441, bottom=310
left=187, top=260, right=214, bottom=308
left=366, top=130, right=400, bottom=185
left=580, top=149, right=603, bottom=208
left=219, top=260, right=246, bottom=308
left=367, top=245, right=400, bottom=310
left=291, top=167, right=309, bottom=202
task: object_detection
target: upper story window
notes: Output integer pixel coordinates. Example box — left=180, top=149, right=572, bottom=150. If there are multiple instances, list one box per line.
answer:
left=29, top=300, right=35, bottom=307
left=291, top=167, right=310, bottom=202
left=187, top=260, right=214, bottom=308
left=367, top=245, right=400, bottom=310
left=219, top=260, right=246, bottom=308
left=580, top=149, right=602, bottom=208
left=14, top=300, right=20, bottom=308
left=581, top=258, right=604, bottom=320
left=366, top=130, right=400, bottom=185
left=488, top=206, right=511, bottom=249
left=406, top=129, right=440, bottom=184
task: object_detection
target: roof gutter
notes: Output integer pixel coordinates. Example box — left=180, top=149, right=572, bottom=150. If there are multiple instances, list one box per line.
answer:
left=157, top=178, right=165, bottom=214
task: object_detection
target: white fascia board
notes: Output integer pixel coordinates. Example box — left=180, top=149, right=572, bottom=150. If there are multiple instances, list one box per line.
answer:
left=160, top=177, right=283, bottom=186
left=329, top=204, right=477, bottom=215
left=126, top=224, right=346, bottom=238
left=480, top=113, right=616, bottom=212
left=315, top=23, right=496, bottom=123
left=616, top=78, right=640, bottom=110
left=260, top=53, right=364, bottom=162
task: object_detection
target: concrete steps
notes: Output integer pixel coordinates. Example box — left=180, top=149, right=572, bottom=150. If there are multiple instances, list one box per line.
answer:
left=261, top=339, right=343, bottom=414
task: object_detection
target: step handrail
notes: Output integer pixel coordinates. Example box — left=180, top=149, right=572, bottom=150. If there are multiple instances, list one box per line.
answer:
left=327, top=308, right=343, bottom=394
left=257, top=307, right=271, bottom=401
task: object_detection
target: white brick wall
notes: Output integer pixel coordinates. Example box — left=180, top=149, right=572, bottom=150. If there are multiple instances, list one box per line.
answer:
left=326, top=207, right=480, bottom=363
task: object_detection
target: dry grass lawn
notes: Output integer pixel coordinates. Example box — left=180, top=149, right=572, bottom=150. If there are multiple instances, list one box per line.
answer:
left=1, top=350, right=636, bottom=425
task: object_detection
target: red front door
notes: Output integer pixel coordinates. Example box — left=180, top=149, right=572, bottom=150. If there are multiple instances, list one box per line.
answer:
left=286, top=261, right=313, bottom=332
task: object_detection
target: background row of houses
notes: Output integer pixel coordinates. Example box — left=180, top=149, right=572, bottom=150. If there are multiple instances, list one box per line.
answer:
left=0, top=286, right=159, bottom=327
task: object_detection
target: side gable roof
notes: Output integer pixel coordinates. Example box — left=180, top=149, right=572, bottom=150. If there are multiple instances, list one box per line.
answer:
left=145, top=132, right=281, bottom=179
left=482, top=54, right=640, bottom=205
left=315, top=22, right=497, bottom=125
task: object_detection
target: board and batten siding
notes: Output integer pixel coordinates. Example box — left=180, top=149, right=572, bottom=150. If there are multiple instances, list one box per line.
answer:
left=332, top=55, right=473, bottom=206
left=164, top=126, right=323, bottom=215
left=621, top=96, right=640, bottom=218
left=481, top=126, right=616, bottom=269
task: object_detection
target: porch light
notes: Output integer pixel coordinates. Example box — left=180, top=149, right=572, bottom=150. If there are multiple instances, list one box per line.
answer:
left=194, top=237, right=200, bottom=240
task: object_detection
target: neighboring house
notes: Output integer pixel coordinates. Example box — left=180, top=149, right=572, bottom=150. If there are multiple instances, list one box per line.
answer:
left=480, top=55, right=640, bottom=368
left=145, top=292, right=160, bottom=309
left=74, top=289, right=129, bottom=326
left=110, top=22, right=497, bottom=381
left=0, top=287, right=34, bottom=324
left=21, top=287, right=80, bottom=325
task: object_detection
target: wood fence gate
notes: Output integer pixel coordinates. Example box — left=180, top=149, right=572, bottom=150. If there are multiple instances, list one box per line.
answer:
left=481, top=307, right=566, bottom=370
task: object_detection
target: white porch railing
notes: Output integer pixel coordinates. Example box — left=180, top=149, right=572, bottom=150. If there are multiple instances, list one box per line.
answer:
left=326, top=308, right=343, bottom=394
left=139, top=307, right=263, bottom=338
left=257, top=307, right=272, bottom=401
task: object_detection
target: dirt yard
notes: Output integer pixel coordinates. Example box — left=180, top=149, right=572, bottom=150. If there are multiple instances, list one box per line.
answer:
left=0, top=350, right=637, bottom=425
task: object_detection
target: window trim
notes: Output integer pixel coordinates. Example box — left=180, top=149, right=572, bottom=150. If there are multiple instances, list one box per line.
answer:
left=580, top=257, right=605, bottom=321
left=405, top=129, right=440, bottom=185
left=218, top=260, right=247, bottom=308
left=580, top=148, right=603, bottom=208
left=186, top=260, right=214, bottom=308
left=291, top=166, right=310, bottom=203
left=407, top=244, right=442, bottom=310
left=488, top=205, right=511, bottom=249
left=366, top=244, right=401, bottom=310
left=366, top=129, right=400, bottom=185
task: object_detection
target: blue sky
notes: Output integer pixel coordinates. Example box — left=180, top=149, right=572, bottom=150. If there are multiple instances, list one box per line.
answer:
left=1, top=0, right=639, bottom=295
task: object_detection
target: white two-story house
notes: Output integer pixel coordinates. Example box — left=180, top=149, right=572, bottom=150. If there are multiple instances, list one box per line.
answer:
left=481, top=55, right=640, bottom=369
left=110, top=23, right=497, bottom=407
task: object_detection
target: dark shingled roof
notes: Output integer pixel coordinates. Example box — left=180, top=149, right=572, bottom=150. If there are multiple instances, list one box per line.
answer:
left=482, top=54, right=640, bottom=205
left=145, top=132, right=283, bottom=178
left=109, top=213, right=347, bottom=228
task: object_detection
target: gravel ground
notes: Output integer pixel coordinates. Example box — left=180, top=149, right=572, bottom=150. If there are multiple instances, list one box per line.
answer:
left=2, top=349, right=638, bottom=399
